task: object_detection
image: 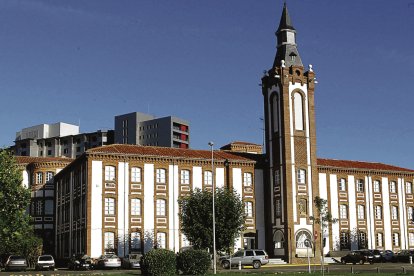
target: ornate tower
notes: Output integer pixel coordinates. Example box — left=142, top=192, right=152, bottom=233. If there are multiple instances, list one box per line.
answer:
left=262, top=3, right=319, bottom=263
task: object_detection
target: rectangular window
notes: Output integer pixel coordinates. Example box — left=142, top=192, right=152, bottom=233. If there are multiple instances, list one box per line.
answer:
left=340, top=232, right=349, bottom=250
left=408, top=206, right=414, bottom=222
left=204, top=171, right=212, bottom=186
left=104, top=232, right=115, bottom=251
left=243, top=173, right=253, bottom=186
left=156, top=169, right=166, bottom=183
left=35, top=201, right=43, bottom=215
left=36, top=172, right=43, bottom=184
left=274, top=170, right=280, bottom=186
left=373, top=180, right=381, bottom=193
left=339, top=204, right=348, bottom=219
left=297, top=169, right=306, bottom=184
left=131, top=198, right=141, bottom=216
left=356, top=179, right=364, bottom=192
left=105, top=166, right=116, bottom=181
left=393, top=233, right=400, bottom=247
left=131, top=232, right=141, bottom=250
left=358, top=232, right=367, bottom=249
left=156, top=199, right=166, bottom=216
left=157, top=232, right=166, bottom=249
left=391, top=206, right=398, bottom=220
left=375, top=206, right=382, bottom=220
left=131, top=167, right=141, bottom=182
left=407, top=182, right=413, bottom=194
left=105, top=198, right=115, bottom=215
left=357, top=205, right=365, bottom=220
left=409, top=233, right=414, bottom=246
left=376, top=233, right=383, bottom=247
left=275, top=199, right=281, bottom=217
left=181, top=170, right=190, bottom=185
left=338, top=178, right=346, bottom=191
left=44, top=200, right=53, bottom=215
left=245, top=202, right=253, bottom=217
left=390, top=181, right=397, bottom=193
left=46, top=171, right=54, bottom=183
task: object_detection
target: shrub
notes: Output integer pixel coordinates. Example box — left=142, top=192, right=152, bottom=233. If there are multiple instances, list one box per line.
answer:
left=141, top=249, right=176, bottom=276
left=177, top=249, right=211, bottom=275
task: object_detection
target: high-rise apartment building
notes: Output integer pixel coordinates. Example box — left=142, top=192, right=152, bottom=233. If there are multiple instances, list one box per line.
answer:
left=114, top=112, right=190, bottom=149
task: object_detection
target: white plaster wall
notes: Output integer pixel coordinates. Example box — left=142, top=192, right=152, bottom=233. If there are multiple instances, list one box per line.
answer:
left=215, top=167, right=225, bottom=188
left=291, top=164, right=297, bottom=222
left=117, top=162, right=129, bottom=257
left=232, top=168, right=242, bottom=198
left=330, top=174, right=339, bottom=251
left=168, top=164, right=180, bottom=252
left=382, top=177, right=392, bottom=250
left=349, top=175, right=357, bottom=250
left=398, top=178, right=407, bottom=249
left=91, top=161, right=103, bottom=258
left=22, top=170, right=29, bottom=189
left=192, top=166, right=202, bottom=191
left=319, top=173, right=330, bottom=254
left=143, top=164, right=154, bottom=253
left=255, top=169, right=265, bottom=249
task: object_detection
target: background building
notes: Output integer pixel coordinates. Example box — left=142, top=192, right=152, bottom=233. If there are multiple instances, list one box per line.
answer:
left=114, top=112, right=190, bottom=148
left=12, top=122, right=114, bottom=158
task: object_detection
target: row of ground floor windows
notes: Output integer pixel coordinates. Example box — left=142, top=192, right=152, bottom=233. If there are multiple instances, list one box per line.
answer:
left=340, top=232, right=414, bottom=249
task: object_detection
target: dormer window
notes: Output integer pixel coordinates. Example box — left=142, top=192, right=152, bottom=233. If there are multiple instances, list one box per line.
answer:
left=289, top=52, right=297, bottom=62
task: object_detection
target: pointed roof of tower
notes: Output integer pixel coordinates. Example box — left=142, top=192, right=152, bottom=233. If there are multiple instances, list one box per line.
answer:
left=273, top=3, right=303, bottom=68
left=277, top=3, right=295, bottom=32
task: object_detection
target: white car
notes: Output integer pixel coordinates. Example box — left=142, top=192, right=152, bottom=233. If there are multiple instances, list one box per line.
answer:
left=36, top=255, right=55, bottom=270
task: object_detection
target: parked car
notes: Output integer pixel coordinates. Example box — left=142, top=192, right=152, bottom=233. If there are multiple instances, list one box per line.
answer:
left=368, top=249, right=383, bottom=263
left=340, top=251, right=369, bottom=264
left=122, top=253, right=142, bottom=269
left=68, top=254, right=93, bottom=270
left=380, top=250, right=395, bottom=262
left=96, top=254, right=121, bottom=269
left=4, top=255, right=27, bottom=272
left=36, top=255, right=55, bottom=270
left=359, top=250, right=374, bottom=264
left=394, top=250, right=414, bottom=263
left=220, top=249, right=269, bottom=269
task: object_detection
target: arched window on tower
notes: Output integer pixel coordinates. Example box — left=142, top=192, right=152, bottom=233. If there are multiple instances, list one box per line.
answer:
left=293, top=92, right=304, bottom=131
left=270, top=94, right=279, bottom=133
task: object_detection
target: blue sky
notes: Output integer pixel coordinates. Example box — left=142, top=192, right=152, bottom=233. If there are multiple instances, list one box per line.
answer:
left=0, top=0, right=413, bottom=169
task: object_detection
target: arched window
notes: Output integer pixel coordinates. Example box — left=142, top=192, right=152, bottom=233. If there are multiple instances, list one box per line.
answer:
left=295, top=230, right=312, bottom=249
left=274, top=230, right=284, bottom=249
left=130, top=232, right=141, bottom=251
left=104, top=232, right=115, bottom=252
left=157, top=232, right=166, bottom=249
left=293, top=92, right=304, bottom=131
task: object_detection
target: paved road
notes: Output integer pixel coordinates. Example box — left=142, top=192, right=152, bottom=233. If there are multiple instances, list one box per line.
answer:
left=2, top=263, right=414, bottom=275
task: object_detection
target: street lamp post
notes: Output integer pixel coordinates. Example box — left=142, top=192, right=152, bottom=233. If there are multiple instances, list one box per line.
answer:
left=208, top=141, right=217, bottom=275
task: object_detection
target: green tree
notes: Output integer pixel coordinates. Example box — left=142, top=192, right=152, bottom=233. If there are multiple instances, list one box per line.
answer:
left=178, top=188, right=245, bottom=254
left=309, top=196, right=338, bottom=276
left=0, top=149, right=42, bottom=257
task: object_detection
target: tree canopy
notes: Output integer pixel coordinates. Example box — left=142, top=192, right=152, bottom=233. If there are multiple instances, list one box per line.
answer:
left=178, top=187, right=245, bottom=253
left=0, top=149, right=42, bottom=256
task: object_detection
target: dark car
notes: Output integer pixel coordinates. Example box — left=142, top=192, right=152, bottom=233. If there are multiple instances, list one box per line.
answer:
left=340, top=251, right=369, bottom=265
left=381, top=250, right=395, bottom=262
left=4, top=255, right=27, bottom=272
left=68, top=254, right=93, bottom=270
left=360, top=250, right=374, bottom=264
left=394, top=250, right=414, bottom=263
left=368, top=249, right=383, bottom=263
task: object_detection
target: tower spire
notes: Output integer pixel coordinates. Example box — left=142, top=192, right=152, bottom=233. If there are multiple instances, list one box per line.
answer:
left=273, top=3, right=303, bottom=68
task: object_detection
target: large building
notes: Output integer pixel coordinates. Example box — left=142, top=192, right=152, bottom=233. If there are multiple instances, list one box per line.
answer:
left=53, top=144, right=263, bottom=258
left=114, top=112, right=190, bottom=149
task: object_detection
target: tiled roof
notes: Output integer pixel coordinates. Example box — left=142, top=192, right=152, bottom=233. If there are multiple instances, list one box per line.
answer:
left=227, top=141, right=262, bottom=146
left=15, top=156, right=73, bottom=164
left=87, top=144, right=255, bottom=162
left=317, top=158, right=414, bottom=173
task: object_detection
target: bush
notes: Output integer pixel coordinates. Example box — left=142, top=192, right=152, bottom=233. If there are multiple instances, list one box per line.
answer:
left=177, top=249, right=211, bottom=275
left=141, top=249, right=176, bottom=276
